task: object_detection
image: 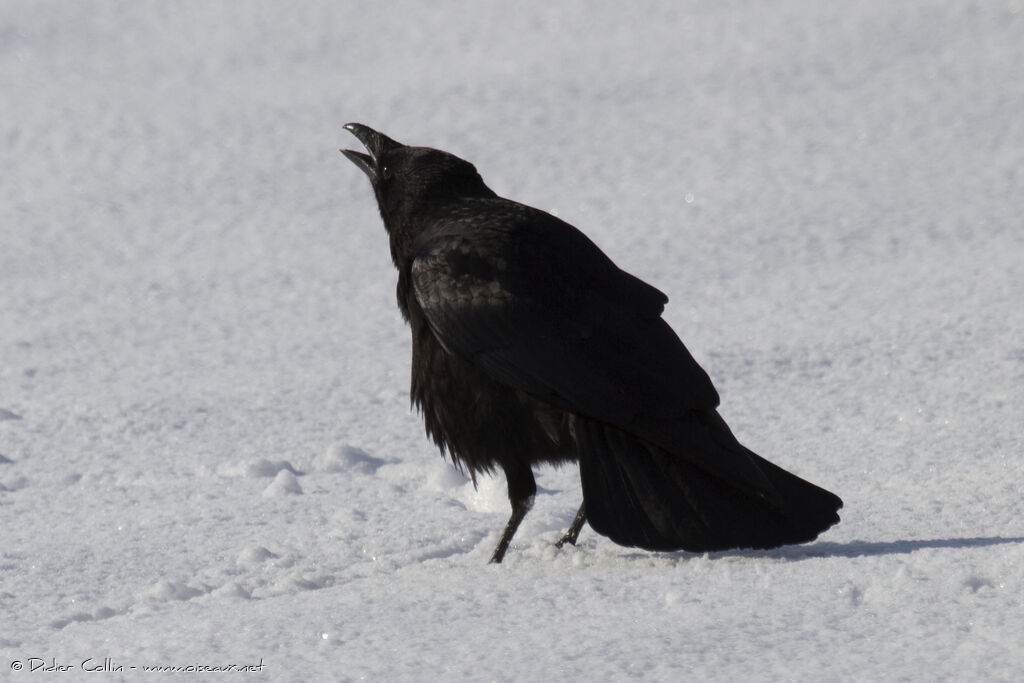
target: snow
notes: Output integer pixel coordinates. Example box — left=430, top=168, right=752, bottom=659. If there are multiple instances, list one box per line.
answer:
left=2, top=0, right=1023, bottom=679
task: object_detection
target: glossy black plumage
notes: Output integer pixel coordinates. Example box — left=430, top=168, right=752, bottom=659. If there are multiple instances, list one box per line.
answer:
left=341, top=123, right=842, bottom=562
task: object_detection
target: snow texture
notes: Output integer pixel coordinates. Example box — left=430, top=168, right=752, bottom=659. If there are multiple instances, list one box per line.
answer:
left=2, top=1, right=1023, bottom=680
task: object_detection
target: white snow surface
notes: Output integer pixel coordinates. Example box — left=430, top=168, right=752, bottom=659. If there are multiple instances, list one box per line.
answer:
left=3, top=1, right=1023, bottom=680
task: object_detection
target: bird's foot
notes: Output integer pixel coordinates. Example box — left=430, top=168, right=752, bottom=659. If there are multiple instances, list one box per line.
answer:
left=555, top=503, right=587, bottom=549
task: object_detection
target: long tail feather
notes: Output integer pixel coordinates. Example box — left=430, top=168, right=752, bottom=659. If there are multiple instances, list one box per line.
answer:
left=575, top=414, right=842, bottom=552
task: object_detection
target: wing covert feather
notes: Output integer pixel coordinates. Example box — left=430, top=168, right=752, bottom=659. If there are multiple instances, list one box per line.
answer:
left=409, top=217, right=720, bottom=426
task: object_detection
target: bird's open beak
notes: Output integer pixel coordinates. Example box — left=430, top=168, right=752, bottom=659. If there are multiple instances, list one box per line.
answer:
left=340, top=123, right=401, bottom=180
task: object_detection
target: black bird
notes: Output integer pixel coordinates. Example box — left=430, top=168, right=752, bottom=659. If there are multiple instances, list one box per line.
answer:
left=341, top=124, right=842, bottom=563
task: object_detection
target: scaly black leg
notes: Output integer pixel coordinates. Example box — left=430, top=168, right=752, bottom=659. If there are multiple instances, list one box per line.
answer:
left=555, top=502, right=587, bottom=548
left=489, top=464, right=537, bottom=563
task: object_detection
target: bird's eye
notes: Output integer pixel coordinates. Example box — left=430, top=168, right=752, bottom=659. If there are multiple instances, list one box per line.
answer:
left=381, top=165, right=393, bottom=181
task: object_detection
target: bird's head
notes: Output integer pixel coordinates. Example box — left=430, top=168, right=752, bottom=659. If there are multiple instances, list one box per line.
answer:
left=341, top=123, right=495, bottom=233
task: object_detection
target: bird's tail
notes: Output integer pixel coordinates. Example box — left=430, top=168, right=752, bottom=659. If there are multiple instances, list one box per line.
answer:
left=574, top=414, right=842, bottom=552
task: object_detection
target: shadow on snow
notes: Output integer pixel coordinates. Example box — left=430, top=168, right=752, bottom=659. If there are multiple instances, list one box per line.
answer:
left=703, top=535, right=1024, bottom=561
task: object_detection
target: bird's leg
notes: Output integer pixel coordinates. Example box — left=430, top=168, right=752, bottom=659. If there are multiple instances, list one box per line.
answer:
left=489, top=464, right=537, bottom=564
left=555, top=502, right=587, bottom=548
